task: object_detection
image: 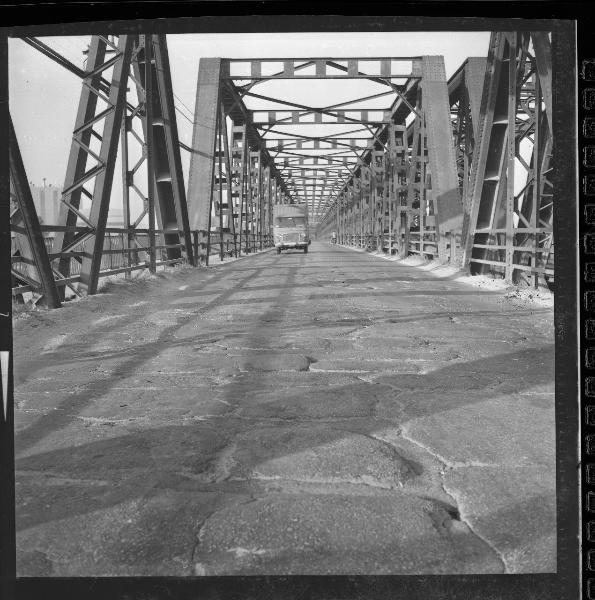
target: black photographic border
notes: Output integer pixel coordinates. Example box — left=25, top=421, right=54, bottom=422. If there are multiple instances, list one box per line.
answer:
left=0, top=4, right=581, bottom=599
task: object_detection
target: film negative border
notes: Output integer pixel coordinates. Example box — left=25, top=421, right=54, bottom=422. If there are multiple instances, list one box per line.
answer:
left=581, top=21, right=595, bottom=598
left=0, top=14, right=582, bottom=600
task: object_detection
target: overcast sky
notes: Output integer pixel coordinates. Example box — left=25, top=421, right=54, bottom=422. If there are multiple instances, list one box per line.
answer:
left=9, top=32, right=490, bottom=183
left=8, top=32, right=491, bottom=223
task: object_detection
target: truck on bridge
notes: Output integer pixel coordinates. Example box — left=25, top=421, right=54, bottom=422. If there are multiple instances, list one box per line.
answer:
left=273, top=203, right=310, bottom=254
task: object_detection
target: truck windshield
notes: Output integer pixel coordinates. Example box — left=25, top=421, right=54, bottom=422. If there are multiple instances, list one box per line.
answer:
left=275, top=217, right=306, bottom=228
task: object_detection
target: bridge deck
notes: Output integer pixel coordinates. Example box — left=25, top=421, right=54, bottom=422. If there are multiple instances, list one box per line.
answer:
left=13, top=242, right=554, bottom=575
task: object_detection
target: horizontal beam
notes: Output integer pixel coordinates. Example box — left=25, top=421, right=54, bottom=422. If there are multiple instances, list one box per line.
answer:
left=229, top=74, right=417, bottom=81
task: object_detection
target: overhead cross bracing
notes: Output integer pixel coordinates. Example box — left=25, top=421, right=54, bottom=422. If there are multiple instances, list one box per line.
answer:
left=230, top=56, right=422, bottom=223
left=186, top=56, right=429, bottom=240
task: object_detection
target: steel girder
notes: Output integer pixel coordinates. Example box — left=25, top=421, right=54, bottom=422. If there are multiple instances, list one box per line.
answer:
left=461, top=32, right=554, bottom=286
left=9, top=116, right=62, bottom=308
left=448, top=58, right=488, bottom=221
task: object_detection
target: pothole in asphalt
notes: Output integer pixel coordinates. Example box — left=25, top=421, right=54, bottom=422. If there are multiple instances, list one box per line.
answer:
left=423, top=497, right=462, bottom=535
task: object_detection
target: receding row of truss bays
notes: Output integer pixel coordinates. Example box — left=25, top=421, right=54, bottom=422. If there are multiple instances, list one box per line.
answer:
left=268, top=148, right=373, bottom=168
left=251, top=110, right=394, bottom=125
left=239, top=78, right=396, bottom=113
left=260, top=123, right=380, bottom=144
left=264, top=138, right=377, bottom=151
left=272, top=150, right=362, bottom=166
left=228, top=58, right=416, bottom=79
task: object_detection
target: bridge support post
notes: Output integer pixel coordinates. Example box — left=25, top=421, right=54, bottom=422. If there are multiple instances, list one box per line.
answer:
left=420, top=56, right=464, bottom=262
left=461, top=32, right=553, bottom=286
left=188, top=58, right=224, bottom=255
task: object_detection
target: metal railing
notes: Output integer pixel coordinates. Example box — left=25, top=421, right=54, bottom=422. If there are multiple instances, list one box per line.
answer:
left=192, top=230, right=274, bottom=266
left=11, top=226, right=190, bottom=298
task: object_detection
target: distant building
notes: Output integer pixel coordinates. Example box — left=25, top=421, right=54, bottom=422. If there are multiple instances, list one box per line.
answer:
left=29, top=182, right=61, bottom=226
left=107, top=208, right=125, bottom=227
left=26, top=182, right=126, bottom=230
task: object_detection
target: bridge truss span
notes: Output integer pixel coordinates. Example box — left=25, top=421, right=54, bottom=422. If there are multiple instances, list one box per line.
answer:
left=9, top=32, right=555, bottom=308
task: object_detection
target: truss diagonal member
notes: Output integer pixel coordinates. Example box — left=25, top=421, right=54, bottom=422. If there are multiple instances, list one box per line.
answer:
left=243, top=88, right=395, bottom=114
left=23, top=37, right=86, bottom=79
left=57, top=198, right=95, bottom=229
left=54, top=36, right=109, bottom=286
left=246, top=91, right=394, bottom=127
left=78, top=36, right=134, bottom=294
left=9, top=114, right=62, bottom=308
left=83, top=52, right=125, bottom=81
left=72, top=106, right=116, bottom=136
left=61, top=163, right=106, bottom=198
left=324, top=60, right=422, bottom=118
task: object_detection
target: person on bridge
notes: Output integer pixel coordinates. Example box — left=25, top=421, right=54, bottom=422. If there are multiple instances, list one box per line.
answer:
left=331, top=231, right=337, bottom=244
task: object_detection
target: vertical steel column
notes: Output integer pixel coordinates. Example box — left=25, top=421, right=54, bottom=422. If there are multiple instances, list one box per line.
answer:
left=419, top=113, right=426, bottom=257
left=404, top=114, right=420, bottom=258
left=531, top=31, right=553, bottom=135
left=240, top=126, right=250, bottom=253
left=221, top=106, right=238, bottom=257
left=531, top=70, right=541, bottom=288
left=145, top=35, right=157, bottom=274
left=187, top=58, right=223, bottom=259
left=336, top=196, right=340, bottom=243
left=504, top=33, right=517, bottom=281
left=264, top=166, right=271, bottom=246
left=461, top=33, right=508, bottom=268
left=217, top=109, right=225, bottom=261
left=387, top=125, right=395, bottom=254
left=120, top=115, right=132, bottom=278
left=257, top=154, right=264, bottom=249
left=358, top=176, right=363, bottom=247
left=465, top=58, right=488, bottom=143
left=151, top=34, right=194, bottom=265
left=421, top=56, right=463, bottom=260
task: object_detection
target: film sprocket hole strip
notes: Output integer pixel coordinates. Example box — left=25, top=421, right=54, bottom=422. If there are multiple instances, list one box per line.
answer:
left=0, top=14, right=583, bottom=600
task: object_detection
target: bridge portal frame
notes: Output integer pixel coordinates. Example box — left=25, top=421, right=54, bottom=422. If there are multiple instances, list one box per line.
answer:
left=187, top=55, right=464, bottom=263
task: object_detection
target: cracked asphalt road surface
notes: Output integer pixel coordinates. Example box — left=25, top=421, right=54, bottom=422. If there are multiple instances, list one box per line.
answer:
left=13, top=242, right=555, bottom=575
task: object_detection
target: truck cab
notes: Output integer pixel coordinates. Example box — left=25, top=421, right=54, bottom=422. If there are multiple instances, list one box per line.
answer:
left=273, top=203, right=310, bottom=254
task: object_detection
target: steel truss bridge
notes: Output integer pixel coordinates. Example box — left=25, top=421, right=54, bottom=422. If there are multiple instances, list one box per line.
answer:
left=10, top=31, right=553, bottom=309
